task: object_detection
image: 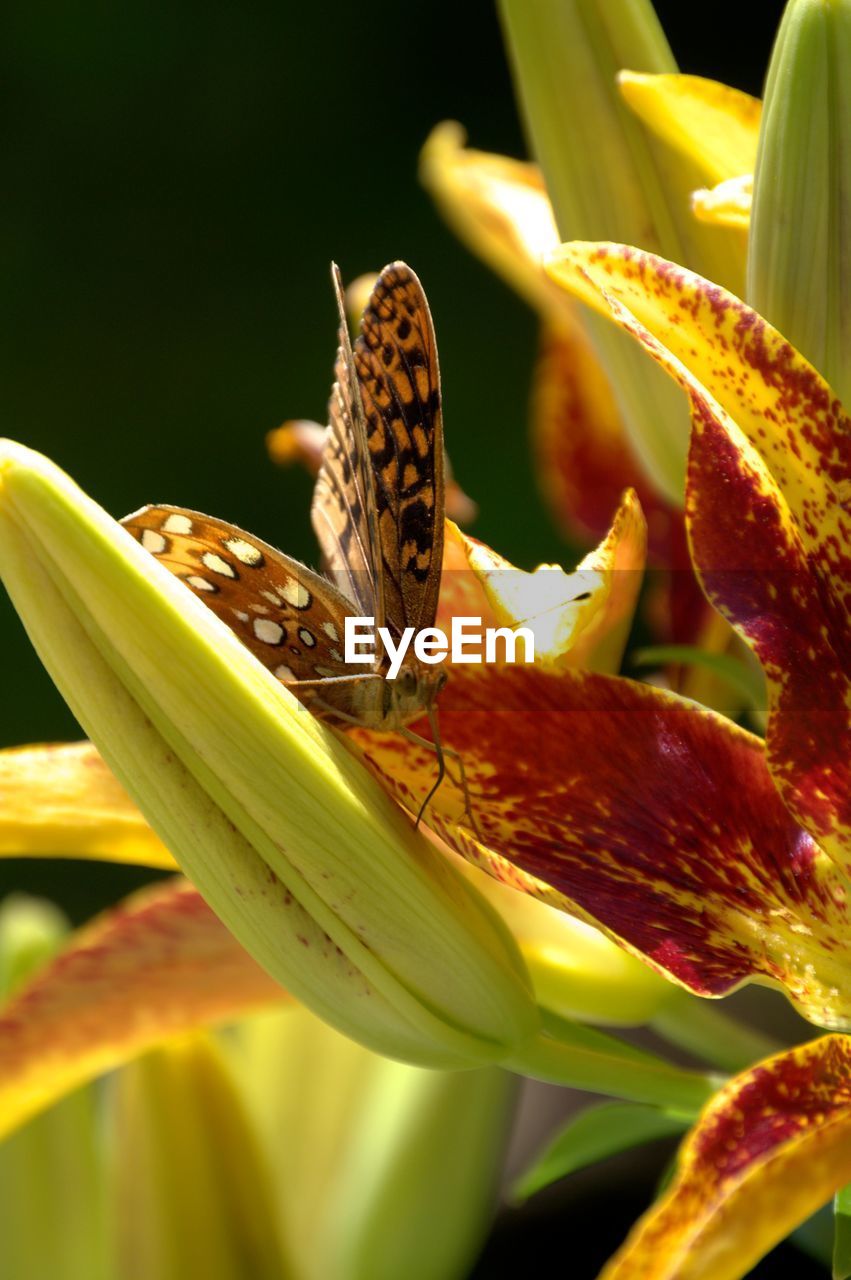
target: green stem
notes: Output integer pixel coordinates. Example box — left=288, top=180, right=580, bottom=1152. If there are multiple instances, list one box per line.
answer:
left=507, top=1031, right=721, bottom=1118
left=652, top=996, right=785, bottom=1074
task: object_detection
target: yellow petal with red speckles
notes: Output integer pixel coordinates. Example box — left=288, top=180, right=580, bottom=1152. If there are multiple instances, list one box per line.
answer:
left=0, top=879, right=285, bottom=1142
left=600, top=1035, right=851, bottom=1280
left=350, top=664, right=851, bottom=1030
left=546, top=243, right=851, bottom=868
left=0, top=741, right=176, bottom=868
left=618, top=73, right=760, bottom=185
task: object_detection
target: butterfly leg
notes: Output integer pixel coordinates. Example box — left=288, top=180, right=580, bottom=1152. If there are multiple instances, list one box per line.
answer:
left=281, top=673, right=384, bottom=724
left=400, top=711, right=483, bottom=840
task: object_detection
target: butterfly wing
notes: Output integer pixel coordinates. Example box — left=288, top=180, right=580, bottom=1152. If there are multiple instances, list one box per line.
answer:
left=311, top=266, right=385, bottom=628
left=313, top=262, right=444, bottom=641
left=122, top=505, right=358, bottom=685
left=353, top=262, right=445, bottom=637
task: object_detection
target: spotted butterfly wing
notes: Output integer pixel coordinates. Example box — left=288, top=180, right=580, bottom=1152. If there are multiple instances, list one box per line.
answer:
left=313, top=262, right=444, bottom=641
left=122, top=505, right=366, bottom=719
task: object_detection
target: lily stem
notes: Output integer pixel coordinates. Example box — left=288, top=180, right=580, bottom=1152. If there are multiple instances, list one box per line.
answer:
left=651, top=995, right=785, bottom=1074
left=506, top=1032, right=721, bottom=1117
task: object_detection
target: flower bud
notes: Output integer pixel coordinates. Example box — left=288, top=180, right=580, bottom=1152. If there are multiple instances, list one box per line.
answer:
left=748, top=0, right=851, bottom=406
left=0, top=440, right=538, bottom=1069
left=107, top=1036, right=287, bottom=1280
left=497, top=0, right=692, bottom=504
left=236, top=1006, right=514, bottom=1280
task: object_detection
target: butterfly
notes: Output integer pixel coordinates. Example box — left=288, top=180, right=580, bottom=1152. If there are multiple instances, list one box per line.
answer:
left=124, top=261, right=471, bottom=825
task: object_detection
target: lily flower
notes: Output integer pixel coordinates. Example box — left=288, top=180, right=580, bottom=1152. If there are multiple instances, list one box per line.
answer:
left=2, top=439, right=728, bottom=1127
left=0, top=893, right=516, bottom=1280
left=4, top=409, right=839, bottom=1274
left=537, top=231, right=850, bottom=1271
left=4, top=400, right=835, bottom=1044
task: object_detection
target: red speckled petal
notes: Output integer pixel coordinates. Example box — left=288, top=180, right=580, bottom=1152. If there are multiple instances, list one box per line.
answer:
left=350, top=665, right=851, bottom=1029
left=546, top=243, right=851, bottom=865
left=600, top=1035, right=851, bottom=1280
left=0, top=879, right=285, bottom=1141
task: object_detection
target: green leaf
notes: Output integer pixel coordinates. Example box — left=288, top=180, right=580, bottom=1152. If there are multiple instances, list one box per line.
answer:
left=833, top=1182, right=851, bottom=1279
left=630, top=645, right=767, bottom=720
left=510, top=1101, right=688, bottom=1203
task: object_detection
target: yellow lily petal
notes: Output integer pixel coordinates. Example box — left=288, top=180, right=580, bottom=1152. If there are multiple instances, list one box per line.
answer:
left=0, top=879, right=285, bottom=1142
left=547, top=242, right=848, bottom=588
left=601, top=1035, right=851, bottom=1280
left=618, top=73, right=760, bottom=185
left=0, top=741, right=175, bottom=869
left=691, top=174, right=753, bottom=230
left=420, top=122, right=564, bottom=320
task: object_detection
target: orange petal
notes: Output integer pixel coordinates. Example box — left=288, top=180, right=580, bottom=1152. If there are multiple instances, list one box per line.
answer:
left=601, top=1035, right=851, bottom=1280
left=266, top=419, right=326, bottom=474
left=0, top=741, right=176, bottom=868
left=351, top=665, right=851, bottom=1029
left=547, top=243, right=851, bottom=866
left=0, top=879, right=285, bottom=1140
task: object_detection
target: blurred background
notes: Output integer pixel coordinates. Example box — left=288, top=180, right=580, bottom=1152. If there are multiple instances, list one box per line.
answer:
left=2, top=1, right=811, bottom=1275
